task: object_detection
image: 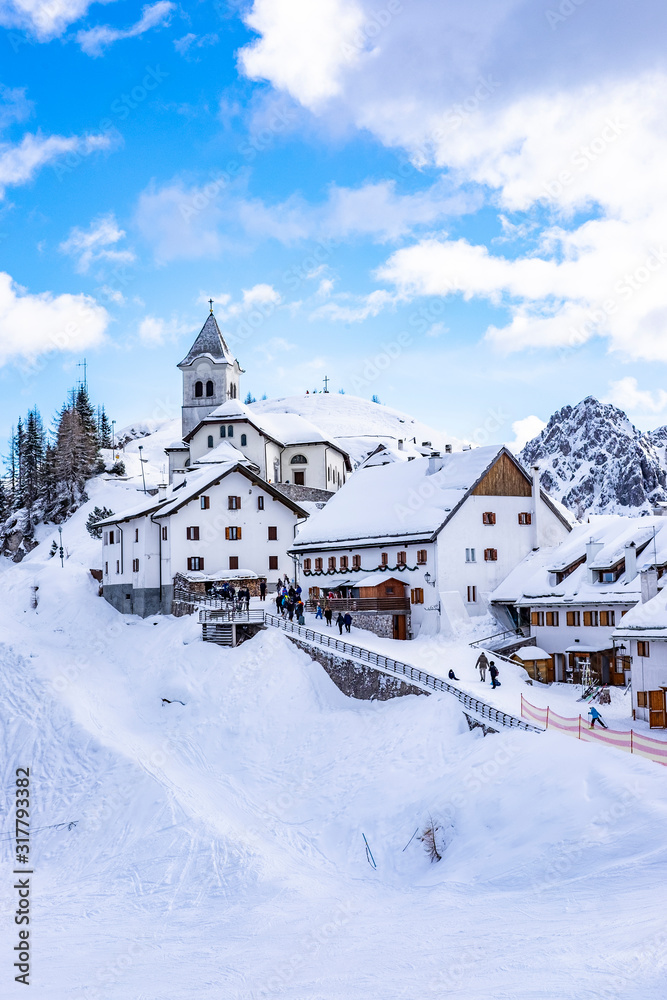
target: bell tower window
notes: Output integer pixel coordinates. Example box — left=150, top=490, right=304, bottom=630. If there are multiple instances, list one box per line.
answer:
left=206, top=380, right=214, bottom=397
left=194, top=381, right=203, bottom=398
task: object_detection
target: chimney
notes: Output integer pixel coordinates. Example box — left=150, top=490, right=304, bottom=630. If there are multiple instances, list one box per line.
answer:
left=585, top=538, right=604, bottom=583
left=531, top=466, right=541, bottom=550
left=641, top=568, right=659, bottom=603
left=157, top=483, right=168, bottom=501
left=624, top=541, right=637, bottom=582
left=445, top=444, right=452, bottom=454
left=427, top=452, right=442, bottom=475
left=462, top=444, right=471, bottom=452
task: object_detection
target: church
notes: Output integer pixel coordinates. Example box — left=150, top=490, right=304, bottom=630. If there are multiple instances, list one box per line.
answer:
left=165, top=307, right=351, bottom=491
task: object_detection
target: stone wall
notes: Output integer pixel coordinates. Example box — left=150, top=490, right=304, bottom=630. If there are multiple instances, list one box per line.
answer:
left=285, top=635, right=427, bottom=701
left=348, top=612, right=411, bottom=640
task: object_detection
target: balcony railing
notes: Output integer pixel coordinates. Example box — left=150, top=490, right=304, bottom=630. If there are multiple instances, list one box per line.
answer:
left=304, top=597, right=410, bottom=613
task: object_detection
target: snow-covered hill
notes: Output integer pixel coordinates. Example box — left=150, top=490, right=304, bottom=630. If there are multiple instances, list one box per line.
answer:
left=521, top=397, right=667, bottom=516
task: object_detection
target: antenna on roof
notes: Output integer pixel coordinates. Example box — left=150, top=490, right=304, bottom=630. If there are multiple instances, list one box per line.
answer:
left=208, top=298, right=214, bottom=314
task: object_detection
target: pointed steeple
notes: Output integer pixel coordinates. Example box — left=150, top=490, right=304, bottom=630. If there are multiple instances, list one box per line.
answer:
left=178, top=312, right=234, bottom=368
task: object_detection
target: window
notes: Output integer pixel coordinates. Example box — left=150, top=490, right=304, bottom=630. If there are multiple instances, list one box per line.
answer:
left=381, top=553, right=388, bottom=567
left=601, top=571, right=617, bottom=583
left=206, top=380, right=214, bottom=397
left=583, top=611, right=598, bottom=627
left=315, top=558, right=323, bottom=571
left=417, top=549, right=427, bottom=564
left=229, top=556, right=239, bottom=570
left=328, top=556, right=336, bottom=570
left=268, top=526, right=278, bottom=540
left=600, top=610, right=615, bottom=626
left=465, top=548, right=476, bottom=563
left=353, top=555, right=361, bottom=569
left=546, top=611, right=559, bottom=626
left=637, top=691, right=648, bottom=708
left=105, top=562, right=108, bottom=575
left=269, top=556, right=279, bottom=570
left=482, top=512, right=496, bottom=525
left=531, top=611, right=545, bottom=626
left=109, top=530, right=115, bottom=544
left=227, top=425, right=234, bottom=437
left=103, top=532, right=108, bottom=545
left=220, top=426, right=226, bottom=438
left=484, top=548, right=498, bottom=562
left=194, top=381, right=203, bottom=398
left=187, top=557, right=204, bottom=571
left=518, top=512, right=532, bottom=525
left=225, top=527, right=242, bottom=540
left=241, top=434, right=247, bottom=446
left=257, top=496, right=264, bottom=510
left=228, top=496, right=241, bottom=510
left=466, top=586, right=477, bottom=603
left=340, top=556, right=349, bottom=571
left=303, top=558, right=312, bottom=571
left=411, top=588, right=424, bottom=605
left=186, top=526, right=200, bottom=541
left=229, top=384, right=237, bottom=399
left=566, top=611, right=581, bottom=626
left=132, top=558, right=139, bottom=573
left=207, top=435, right=214, bottom=448
left=200, top=496, right=210, bottom=509
left=134, top=528, right=139, bottom=542
left=385, top=586, right=394, bottom=595
left=162, top=526, right=168, bottom=541
left=397, top=551, right=407, bottom=566
left=291, top=454, right=308, bottom=464
left=637, top=641, right=650, bottom=657
left=116, top=560, right=120, bottom=574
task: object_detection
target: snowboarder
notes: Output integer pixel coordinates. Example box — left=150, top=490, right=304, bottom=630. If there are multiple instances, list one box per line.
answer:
left=476, top=651, right=489, bottom=682
left=589, top=706, right=608, bottom=729
left=489, top=662, right=500, bottom=689
left=344, top=612, right=352, bottom=633
left=325, top=606, right=333, bottom=627
left=448, top=669, right=460, bottom=681
left=336, top=613, right=345, bottom=635
left=315, top=603, right=323, bottom=619
left=259, top=581, right=266, bottom=601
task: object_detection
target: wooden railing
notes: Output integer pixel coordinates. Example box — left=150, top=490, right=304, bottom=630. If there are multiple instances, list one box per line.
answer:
left=304, top=597, right=410, bottom=613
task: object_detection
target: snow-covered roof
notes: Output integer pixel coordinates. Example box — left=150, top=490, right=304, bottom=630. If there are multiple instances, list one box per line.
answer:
left=292, top=445, right=509, bottom=548
left=194, top=440, right=253, bottom=466
left=512, top=646, right=552, bottom=661
left=355, top=572, right=408, bottom=588
left=613, top=581, right=667, bottom=635
left=491, top=515, right=667, bottom=607
left=178, top=313, right=235, bottom=367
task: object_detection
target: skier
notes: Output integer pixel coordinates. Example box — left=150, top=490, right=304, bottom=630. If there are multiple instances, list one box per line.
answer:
left=489, top=662, right=500, bottom=689
left=476, top=651, right=489, bottom=682
left=344, top=612, right=352, bottom=633
left=324, top=606, right=333, bottom=627
left=448, top=669, right=460, bottom=681
left=336, top=613, right=345, bottom=635
left=259, top=580, right=266, bottom=601
left=589, top=706, right=608, bottom=729
left=315, top=603, right=323, bottom=620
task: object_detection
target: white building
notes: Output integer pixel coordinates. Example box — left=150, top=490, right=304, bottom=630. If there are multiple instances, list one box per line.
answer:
left=613, top=578, right=667, bottom=728
left=167, top=309, right=351, bottom=492
left=492, top=515, right=667, bottom=685
left=290, top=445, right=571, bottom=637
left=99, top=462, right=310, bottom=616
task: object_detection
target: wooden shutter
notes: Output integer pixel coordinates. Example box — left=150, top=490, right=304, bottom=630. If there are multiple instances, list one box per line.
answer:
left=649, top=689, right=666, bottom=729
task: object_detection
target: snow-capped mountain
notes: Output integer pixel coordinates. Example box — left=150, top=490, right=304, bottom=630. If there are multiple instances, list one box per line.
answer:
left=520, top=396, right=667, bottom=516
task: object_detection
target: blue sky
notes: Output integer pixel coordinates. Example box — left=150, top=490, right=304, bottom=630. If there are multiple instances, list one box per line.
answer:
left=1, top=0, right=666, bottom=450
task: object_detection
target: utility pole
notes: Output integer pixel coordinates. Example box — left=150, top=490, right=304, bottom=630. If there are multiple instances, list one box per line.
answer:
left=58, top=526, right=64, bottom=568
left=138, top=444, right=147, bottom=493
left=77, top=358, right=88, bottom=389
left=111, top=420, right=116, bottom=452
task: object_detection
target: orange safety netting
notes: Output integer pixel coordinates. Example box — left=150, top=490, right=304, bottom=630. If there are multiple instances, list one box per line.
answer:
left=520, top=695, right=667, bottom=766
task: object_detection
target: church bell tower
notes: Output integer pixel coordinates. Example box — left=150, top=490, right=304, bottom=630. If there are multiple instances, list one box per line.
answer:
left=178, top=303, right=243, bottom=438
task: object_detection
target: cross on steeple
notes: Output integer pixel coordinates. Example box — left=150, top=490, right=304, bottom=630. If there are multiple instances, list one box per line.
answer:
left=208, top=298, right=214, bottom=313
left=323, top=375, right=330, bottom=393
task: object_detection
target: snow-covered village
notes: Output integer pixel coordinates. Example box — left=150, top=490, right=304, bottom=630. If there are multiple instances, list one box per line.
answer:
left=2, top=2, right=667, bottom=998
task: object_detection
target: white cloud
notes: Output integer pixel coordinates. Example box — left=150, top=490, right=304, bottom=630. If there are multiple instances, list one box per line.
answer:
left=0, top=0, right=117, bottom=40
left=310, top=288, right=395, bottom=323
left=174, top=31, right=218, bottom=57
left=59, top=214, right=135, bottom=274
left=507, top=415, right=547, bottom=453
left=0, top=85, right=33, bottom=129
left=0, top=130, right=114, bottom=199
left=605, top=377, right=667, bottom=416
left=242, top=283, right=281, bottom=307
left=425, top=322, right=446, bottom=338
left=77, top=1, right=175, bottom=57
left=138, top=314, right=192, bottom=346
left=0, top=272, right=108, bottom=366
left=135, top=179, right=229, bottom=263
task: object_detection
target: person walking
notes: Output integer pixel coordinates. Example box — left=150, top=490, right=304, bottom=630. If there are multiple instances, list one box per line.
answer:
left=315, top=603, right=323, bottom=620
left=344, top=612, right=352, bottom=633
left=476, top=651, right=489, bottom=682
left=324, top=606, right=333, bottom=627
left=287, top=601, right=295, bottom=622
left=336, top=613, right=345, bottom=635
left=589, top=706, right=608, bottom=729
left=489, top=662, right=500, bottom=689
left=259, top=580, right=266, bottom=601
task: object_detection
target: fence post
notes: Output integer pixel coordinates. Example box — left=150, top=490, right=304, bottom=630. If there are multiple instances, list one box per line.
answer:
left=545, top=706, right=549, bottom=729
left=630, top=729, right=633, bottom=754
left=578, top=715, right=581, bottom=739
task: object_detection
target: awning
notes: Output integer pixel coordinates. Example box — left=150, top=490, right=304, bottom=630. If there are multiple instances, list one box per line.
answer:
left=565, top=643, right=613, bottom=654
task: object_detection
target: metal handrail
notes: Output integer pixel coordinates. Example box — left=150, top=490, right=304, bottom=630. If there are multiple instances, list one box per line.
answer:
left=263, top=613, right=542, bottom=733
left=469, top=626, right=529, bottom=649
left=198, top=608, right=265, bottom=623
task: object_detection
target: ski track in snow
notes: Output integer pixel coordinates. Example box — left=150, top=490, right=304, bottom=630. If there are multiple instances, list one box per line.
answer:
left=0, top=469, right=667, bottom=996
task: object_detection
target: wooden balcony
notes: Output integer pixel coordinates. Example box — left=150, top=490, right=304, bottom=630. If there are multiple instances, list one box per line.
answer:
left=305, top=598, right=410, bottom=613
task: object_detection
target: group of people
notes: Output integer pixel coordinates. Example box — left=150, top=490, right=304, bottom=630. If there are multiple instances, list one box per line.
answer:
left=314, top=603, right=352, bottom=633
left=276, top=584, right=305, bottom=624
left=475, top=651, right=500, bottom=688
left=210, top=582, right=255, bottom=611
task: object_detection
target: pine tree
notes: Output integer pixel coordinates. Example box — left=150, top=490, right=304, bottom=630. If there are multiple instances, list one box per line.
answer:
left=22, top=408, right=45, bottom=510
left=244, top=391, right=256, bottom=405
left=0, top=478, right=9, bottom=524
left=73, top=386, right=100, bottom=477
left=97, top=406, right=112, bottom=448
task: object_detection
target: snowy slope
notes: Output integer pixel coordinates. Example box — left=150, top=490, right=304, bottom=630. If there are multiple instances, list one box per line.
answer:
left=521, top=396, right=667, bottom=516
left=0, top=484, right=667, bottom=996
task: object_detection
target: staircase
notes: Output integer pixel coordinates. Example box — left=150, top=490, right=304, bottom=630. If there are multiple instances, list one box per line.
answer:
left=201, top=621, right=235, bottom=646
